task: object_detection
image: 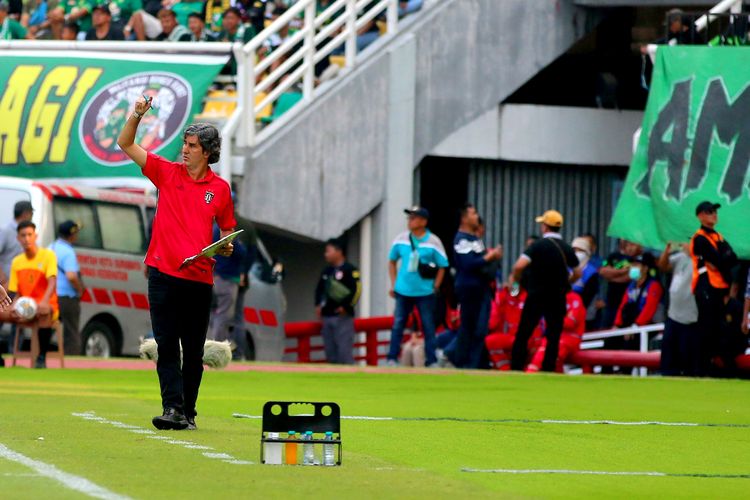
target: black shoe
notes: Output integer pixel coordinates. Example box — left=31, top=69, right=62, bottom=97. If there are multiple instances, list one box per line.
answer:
left=152, top=408, right=188, bottom=430
left=186, top=416, right=196, bottom=430
left=34, top=356, right=46, bottom=369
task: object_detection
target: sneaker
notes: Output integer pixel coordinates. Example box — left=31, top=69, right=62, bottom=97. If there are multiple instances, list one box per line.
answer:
left=152, top=408, right=188, bottom=430
left=186, top=416, right=197, bottom=430
left=385, top=359, right=399, bottom=367
left=34, top=356, right=47, bottom=369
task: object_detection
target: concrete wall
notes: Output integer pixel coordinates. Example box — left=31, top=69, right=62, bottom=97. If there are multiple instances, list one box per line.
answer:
left=431, top=104, right=644, bottom=166
left=240, top=0, right=596, bottom=242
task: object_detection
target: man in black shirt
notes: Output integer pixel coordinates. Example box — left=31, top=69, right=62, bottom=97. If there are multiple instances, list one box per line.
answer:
left=509, top=210, right=580, bottom=371
left=85, top=5, right=124, bottom=40
left=315, top=238, right=361, bottom=364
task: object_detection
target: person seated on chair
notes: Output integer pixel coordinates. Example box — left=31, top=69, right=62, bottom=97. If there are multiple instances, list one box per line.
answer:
left=7, top=221, right=59, bottom=369
left=614, top=252, right=663, bottom=351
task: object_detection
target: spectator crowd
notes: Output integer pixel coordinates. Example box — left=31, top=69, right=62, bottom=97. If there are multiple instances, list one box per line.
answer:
left=313, top=200, right=749, bottom=378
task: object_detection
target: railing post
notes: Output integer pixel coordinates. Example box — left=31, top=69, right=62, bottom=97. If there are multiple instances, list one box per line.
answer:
left=345, top=0, right=357, bottom=67
left=234, top=42, right=249, bottom=148
left=638, top=328, right=648, bottom=377
left=386, top=0, right=399, bottom=34
left=303, top=0, right=316, bottom=100
left=365, top=329, right=379, bottom=366
left=298, top=336, right=311, bottom=363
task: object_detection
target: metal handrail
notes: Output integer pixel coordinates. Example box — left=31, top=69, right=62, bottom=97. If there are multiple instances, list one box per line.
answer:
left=236, top=0, right=399, bottom=147
left=580, top=323, right=665, bottom=376
left=695, top=0, right=743, bottom=32
left=0, top=40, right=234, bottom=53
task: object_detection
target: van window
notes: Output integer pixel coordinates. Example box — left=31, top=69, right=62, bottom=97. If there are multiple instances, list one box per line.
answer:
left=0, top=188, right=30, bottom=227
left=97, top=203, right=145, bottom=253
left=53, top=199, right=101, bottom=249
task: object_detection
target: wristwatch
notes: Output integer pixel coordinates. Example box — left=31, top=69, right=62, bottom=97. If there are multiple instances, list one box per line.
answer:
left=132, top=110, right=143, bottom=119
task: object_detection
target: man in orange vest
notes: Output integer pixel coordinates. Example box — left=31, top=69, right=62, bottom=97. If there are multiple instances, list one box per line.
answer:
left=690, top=201, right=737, bottom=376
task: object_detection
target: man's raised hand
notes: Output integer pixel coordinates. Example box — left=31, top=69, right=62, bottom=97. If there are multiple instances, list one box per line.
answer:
left=135, top=95, right=153, bottom=116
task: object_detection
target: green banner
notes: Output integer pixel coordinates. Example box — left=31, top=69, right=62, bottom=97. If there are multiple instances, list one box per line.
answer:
left=0, top=51, right=228, bottom=180
left=609, top=46, right=750, bottom=258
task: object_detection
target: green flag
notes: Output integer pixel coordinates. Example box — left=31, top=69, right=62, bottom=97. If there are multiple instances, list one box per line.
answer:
left=0, top=51, right=228, bottom=182
left=609, top=46, right=750, bottom=258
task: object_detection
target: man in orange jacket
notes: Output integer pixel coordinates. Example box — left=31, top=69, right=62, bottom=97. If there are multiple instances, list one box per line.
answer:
left=690, top=201, right=737, bottom=376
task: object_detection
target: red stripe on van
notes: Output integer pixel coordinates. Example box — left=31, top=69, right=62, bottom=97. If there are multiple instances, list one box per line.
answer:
left=66, top=186, right=83, bottom=198
left=32, top=183, right=53, bottom=200
left=112, top=290, right=131, bottom=308
left=259, top=310, right=278, bottom=327
left=244, top=307, right=260, bottom=325
left=81, top=289, right=93, bottom=303
left=92, top=288, right=112, bottom=305
left=49, top=185, right=67, bottom=196
left=131, top=293, right=149, bottom=310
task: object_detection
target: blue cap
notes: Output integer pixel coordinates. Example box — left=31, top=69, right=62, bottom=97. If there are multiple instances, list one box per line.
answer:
left=404, top=206, right=429, bottom=220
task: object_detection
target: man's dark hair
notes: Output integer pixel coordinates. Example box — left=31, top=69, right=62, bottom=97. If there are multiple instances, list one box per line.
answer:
left=184, top=123, right=221, bottom=164
left=583, top=232, right=597, bottom=247
left=459, top=203, right=475, bottom=217
left=326, top=238, right=346, bottom=256
left=187, top=12, right=203, bottom=21
left=157, top=8, right=176, bottom=18
left=545, top=225, right=561, bottom=233
left=17, top=221, right=36, bottom=233
left=224, top=7, right=242, bottom=18
left=13, top=201, right=33, bottom=219
left=63, top=20, right=80, bottom=33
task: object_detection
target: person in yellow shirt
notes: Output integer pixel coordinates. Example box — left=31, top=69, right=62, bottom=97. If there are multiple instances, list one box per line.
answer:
left=8, top=221, right=58, bottom=369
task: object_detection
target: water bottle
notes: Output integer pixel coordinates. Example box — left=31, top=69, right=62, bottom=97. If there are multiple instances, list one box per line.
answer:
left=323, top=431, right=335, bottom=466
left=264, top=432, right=282, bottom=465
left=302, top=431, right=315, bottom=465
left=510, top=282, right=520, bottom=297
left=285, top=431, right=297, bottom=465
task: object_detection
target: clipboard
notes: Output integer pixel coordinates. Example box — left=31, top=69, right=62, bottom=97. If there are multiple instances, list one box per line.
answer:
left=178, top=229, right=244, bottom=270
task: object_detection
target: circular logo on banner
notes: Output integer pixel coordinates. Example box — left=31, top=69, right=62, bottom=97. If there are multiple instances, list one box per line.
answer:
left=79, top=72, right=192, bottom=166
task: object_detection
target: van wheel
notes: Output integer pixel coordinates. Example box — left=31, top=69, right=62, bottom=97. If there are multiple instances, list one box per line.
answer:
left=83, top=321, right=116, bottom=358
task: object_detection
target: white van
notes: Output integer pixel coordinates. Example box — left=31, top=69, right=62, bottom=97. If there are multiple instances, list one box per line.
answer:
left=0, top=176, right=286, bottom=361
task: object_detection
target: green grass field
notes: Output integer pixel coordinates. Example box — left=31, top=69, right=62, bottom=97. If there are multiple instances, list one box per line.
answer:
left=1, top=363, right=749, bottom=499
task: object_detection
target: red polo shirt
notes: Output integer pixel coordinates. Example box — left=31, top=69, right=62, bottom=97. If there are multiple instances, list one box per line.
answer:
left=143, top=152, right=236, bottom=285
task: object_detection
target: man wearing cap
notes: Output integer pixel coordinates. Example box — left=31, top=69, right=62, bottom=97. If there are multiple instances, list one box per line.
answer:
left=0, top=201, right=34, bottom=289
left=386, top=206, right=449, bottom=367
left=690, top=201, right=737, bottom=375
left=509, top=210, right=580, bottom=372
left=85, top=4, right=124, bottom=40
left=50, top=221, right=85, bottom=355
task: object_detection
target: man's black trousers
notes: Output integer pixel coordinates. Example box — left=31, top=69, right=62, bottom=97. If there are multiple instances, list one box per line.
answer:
left=694, top=281, right=727, bottom=377
left=511, top=292, right=566, bottom=371
left=148, top=267, right=212, bottom=417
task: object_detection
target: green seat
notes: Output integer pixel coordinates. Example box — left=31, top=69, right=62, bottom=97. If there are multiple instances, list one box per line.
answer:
left=260, top=92, right=303, bottom=124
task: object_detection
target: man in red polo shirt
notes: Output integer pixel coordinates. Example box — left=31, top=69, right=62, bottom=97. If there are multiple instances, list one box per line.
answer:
left=118, top=96, right=236, bottom=431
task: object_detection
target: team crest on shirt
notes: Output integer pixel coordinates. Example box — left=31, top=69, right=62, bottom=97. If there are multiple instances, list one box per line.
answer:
left=205, top=190, right=215, bottom=204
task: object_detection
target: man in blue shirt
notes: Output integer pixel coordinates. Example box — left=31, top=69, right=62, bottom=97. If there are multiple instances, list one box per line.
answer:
left=387, top=206, right=449, bottom=366
left=50, top=221, right=84, bottom=355
left=209, top=224, right=247, bottom=345
left=453, top=204, right=502, bottom=369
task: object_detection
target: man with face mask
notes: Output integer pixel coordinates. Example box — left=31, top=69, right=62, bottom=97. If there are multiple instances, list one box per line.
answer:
left=571, top=237, right=599, bottom=310
left=614, top=253, right=663, bottom=351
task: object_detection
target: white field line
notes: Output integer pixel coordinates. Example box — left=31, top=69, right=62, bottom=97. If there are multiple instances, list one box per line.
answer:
left=461, top=468, right=750, bottom=479
left=72, top=412, right=254, bottom=465
left=232, top=413, right=746, bottom=427
left=0, top=443, right=131, bottom=500
left=463, top=468, right=667, bottom=476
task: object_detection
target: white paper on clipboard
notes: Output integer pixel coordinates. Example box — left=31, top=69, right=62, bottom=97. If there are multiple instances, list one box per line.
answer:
left=178, top=229, right=244, bottom=270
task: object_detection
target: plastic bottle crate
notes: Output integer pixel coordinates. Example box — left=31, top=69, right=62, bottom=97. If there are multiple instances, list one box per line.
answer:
left=260, top=401, right=342, bottom=466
